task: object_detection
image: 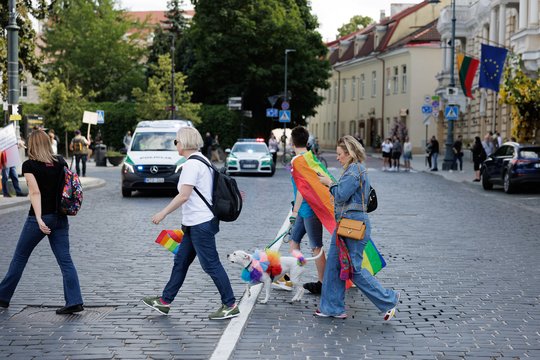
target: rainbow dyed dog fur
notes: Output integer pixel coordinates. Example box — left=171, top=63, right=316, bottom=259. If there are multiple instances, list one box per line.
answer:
left=227, top=249, right=322, bottom=304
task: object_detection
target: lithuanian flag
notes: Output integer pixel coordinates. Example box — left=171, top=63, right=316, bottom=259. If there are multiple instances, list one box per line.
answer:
left=457, top=53, right=480, bottom=98
left=292, top=151, right=386, bottom=276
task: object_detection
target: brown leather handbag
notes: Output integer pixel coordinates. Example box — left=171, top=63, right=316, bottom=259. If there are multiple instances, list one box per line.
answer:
left=337, top=218, right=366, bottom=240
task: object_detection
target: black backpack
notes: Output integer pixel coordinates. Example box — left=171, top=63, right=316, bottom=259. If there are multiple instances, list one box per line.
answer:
left=191, top=155, right=243, bottom=222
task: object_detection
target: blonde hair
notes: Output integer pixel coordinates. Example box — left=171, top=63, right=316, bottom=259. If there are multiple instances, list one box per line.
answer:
left=28, top=130, right=56, bottom=164
left=176, top=127, right=204, bottom=150
left=337, top=135, right=366, bottom=168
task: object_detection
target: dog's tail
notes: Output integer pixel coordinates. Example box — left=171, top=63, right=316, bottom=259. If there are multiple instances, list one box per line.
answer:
left=303, top=249, right=324, bottom=262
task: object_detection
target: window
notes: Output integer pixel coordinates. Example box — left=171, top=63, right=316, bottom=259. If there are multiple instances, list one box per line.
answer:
left=385, top=67, right=391, bottom=95
left=351, top=76, right=356, bottom=100
left=333, top=81, right=337, bottom=103
left=371, top=71, right=377, bottom=97
left=392, top=66, right=399, bottom=94
left=342, top=79, right=347, bottom=102
left=360, top=74, right=365, bottom=98
left=401, top=65, right=407, bottom=93
left=328, top=88, right=331, bottom=103
left=20, top=82, right=28, bottom=98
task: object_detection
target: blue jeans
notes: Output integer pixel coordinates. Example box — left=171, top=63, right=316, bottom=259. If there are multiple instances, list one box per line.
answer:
left=320, top=218, right=398, bottom=316
left=1, top=166, right=23, bottom=196
left=0, top=214, right=83, bottom=306
left=431, top=153, right=439, bottom=170
left=291, top=214, right=323, bottom=249
left=162, top=218, right=235, bottom=306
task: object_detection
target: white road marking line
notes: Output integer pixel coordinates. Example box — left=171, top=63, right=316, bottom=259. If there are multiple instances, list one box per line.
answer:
left=209, top=215, right=291, bottom=360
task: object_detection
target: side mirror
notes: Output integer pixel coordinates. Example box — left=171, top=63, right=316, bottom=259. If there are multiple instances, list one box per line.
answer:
left=225, top=148, right=231, bottom=153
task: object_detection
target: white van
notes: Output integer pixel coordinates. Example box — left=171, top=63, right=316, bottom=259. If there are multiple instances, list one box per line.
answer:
left=121, top=120, right=192, bottom=197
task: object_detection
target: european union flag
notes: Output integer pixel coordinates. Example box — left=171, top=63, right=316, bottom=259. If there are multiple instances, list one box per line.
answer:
left=479, top=44, right=508, bottom=92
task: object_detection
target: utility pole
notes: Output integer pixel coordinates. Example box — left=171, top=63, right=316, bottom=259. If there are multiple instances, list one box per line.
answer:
left=283, top=49, right=295, bottom=152
left=7, top=0, right=20, bottom=140
left=170, top=34, right=176, bottom=120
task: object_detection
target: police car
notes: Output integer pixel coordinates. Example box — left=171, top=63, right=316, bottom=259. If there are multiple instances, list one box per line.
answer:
left=225, top=139, right=275, bottom=176
left=121, top=120, right=192, bottom=197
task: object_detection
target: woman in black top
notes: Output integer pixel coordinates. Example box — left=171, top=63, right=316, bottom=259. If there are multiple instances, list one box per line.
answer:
left=471, top=136, right=487, bottom=182
left=0, top=130, right=84, bottom=314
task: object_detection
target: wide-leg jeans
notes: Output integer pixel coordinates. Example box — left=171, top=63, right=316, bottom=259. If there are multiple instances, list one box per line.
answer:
left=162, top=218, right=235, bottom=307
left=320, top=224, right=398, bottom=316
left=0, top=214, right=83, bottom=306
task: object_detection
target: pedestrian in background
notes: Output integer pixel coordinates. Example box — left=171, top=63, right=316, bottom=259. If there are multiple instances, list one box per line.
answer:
left=403, top=136, right=412, bottom=172
left=69, top=130, right=89, bottom=177
left=123, top=130, right=132, bottom=152
left=425, top=140, right=432, bottom=169
left=316, top=135, right=400, bottom=320
left=211, top=134, right=222, bottom=162
left=1, top=139, right=25, bottom=198
left=430, top=136, right=439, bottom=171
left=452, top=135, right=464, bottom=172
left=268, top=133, right=279, bottom=164
left=143, top=127, right=239, bottom=320
left=482, top=133, right=494, bottom=156
left=391, top=136, right=402, bottom=172
left=472, top=136, right=487, bottom=182
left=0, top=130, right=84, bottom=314
left=48, top=129, right=58, bottom=155
left=203, top=132, right=213, bottom=160
left=381, top=138, right=393, bottom=171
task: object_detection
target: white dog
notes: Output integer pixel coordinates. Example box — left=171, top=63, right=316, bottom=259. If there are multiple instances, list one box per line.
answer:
left=227, top=249, right=323, bottom=304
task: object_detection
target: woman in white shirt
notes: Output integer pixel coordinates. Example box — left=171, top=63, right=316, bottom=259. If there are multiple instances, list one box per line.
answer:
left=142, top=127, right=239, bottom=320
left=403, top=136, right=413, bottom=172
left=381, top=138, right=393, bottom=171
left=48, top=130, right=58, bottom=155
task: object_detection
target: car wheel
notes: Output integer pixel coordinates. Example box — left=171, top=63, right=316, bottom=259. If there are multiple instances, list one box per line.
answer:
left=481, top=171, right=493, bottom=190
left=503, top=171, right=515, bottom=194
left=122, top=188, right=132, bottom=197
left=270, top=166, right=276, bottom=177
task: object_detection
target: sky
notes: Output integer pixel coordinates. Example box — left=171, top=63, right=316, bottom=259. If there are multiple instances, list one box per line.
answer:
left=119, top=0, right=424, bottom=42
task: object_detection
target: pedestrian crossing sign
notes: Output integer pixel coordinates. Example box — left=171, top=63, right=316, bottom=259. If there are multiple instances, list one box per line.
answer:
left=279, top=110, right=291, bottom=123
left=97, top=110, right=105, bottom=124
left=444, top=105, right=459, bottom=121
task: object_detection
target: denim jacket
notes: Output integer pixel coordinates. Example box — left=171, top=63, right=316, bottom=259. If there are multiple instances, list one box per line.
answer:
left=330, top=162, right=370, bottom=222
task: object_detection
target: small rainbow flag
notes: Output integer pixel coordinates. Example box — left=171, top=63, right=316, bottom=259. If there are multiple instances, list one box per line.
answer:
left=292, top=151, right=386, bottom=276
left=155, top=229, right=184, bottom=254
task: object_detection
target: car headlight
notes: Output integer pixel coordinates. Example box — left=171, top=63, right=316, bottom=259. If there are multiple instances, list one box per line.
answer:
left=123, top=163, right=134, bottom=173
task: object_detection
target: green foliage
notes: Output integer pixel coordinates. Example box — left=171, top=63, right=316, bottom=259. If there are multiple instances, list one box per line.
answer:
left=196, top=105, right=243, bottom=149
left=40, top=0, right=146, bottom=101
left=83, top=102, right=138, bottom=150
left=337, top=15, right=374, bottom=38
left=186, top=0, right=330, bottom=138
left=132, top=54, right=201, bottom=124
left=0, top=0, right=47, bottom=98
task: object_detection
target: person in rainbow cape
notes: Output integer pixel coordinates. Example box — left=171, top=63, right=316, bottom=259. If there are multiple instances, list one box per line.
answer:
left=277, top=126, right=327, bottom=295
left=314, top=135, right=400, bottom=320
left=142, top=127, right=239, bottom=320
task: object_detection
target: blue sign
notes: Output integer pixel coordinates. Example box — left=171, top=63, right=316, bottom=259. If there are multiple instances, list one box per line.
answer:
left=97, top=110, right=105, bottom=124
left=279, top=110, right=291, bottom=123
left=421, top=105, right=432, bottom=114
left=266, top=108, right=278, bottom=118
left=444, top=105, right=459, bottom=121
left=281, top=101, right=290, bottom=110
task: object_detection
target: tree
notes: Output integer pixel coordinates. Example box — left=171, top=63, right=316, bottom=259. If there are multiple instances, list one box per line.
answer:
left=187, top=0, right=330, bottom=137
left=40, top=0, right=146, bottom=101
left=147, top=0, right=192, bottom=79
left=0, top=0, right=48, bottom=99
left=337, top=15, right=374, bottom=38
left=132, top=54, right=201, bottom=123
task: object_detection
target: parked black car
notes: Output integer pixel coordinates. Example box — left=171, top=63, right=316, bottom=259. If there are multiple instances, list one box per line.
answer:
left=481, top=142, right=540, bottom=193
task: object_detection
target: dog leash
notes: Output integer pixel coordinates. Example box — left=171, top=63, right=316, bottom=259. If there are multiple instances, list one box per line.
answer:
left=265, top=224, right=292, bottom=249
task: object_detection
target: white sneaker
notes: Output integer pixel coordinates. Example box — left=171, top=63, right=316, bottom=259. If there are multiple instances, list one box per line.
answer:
left=449, top=170, right=453, bottom=173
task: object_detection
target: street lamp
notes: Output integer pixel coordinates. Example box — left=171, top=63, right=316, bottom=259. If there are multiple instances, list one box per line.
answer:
left=170, top=34, right=176, bottom=120
left=430, top=0, right=457, bottom=170
left=7, top=0, right=20, bottom=140
left=282, top=49, right=295, bottom=152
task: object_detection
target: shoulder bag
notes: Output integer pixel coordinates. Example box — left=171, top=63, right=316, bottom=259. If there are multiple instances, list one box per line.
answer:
left=336, top=164, right=369, bottom=240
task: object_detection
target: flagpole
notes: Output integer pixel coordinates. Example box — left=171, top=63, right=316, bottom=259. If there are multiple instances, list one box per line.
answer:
left=442, top=0, right=457, bottom=171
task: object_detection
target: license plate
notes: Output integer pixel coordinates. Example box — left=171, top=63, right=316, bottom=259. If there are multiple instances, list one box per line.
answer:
left=535, top=163, right=540, bottom=168
left=243, top=164, right=257, bottom=169
left=145, top=178, right=165, bottom=183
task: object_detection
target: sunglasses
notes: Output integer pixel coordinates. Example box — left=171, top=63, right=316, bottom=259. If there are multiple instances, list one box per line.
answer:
left=174, top=140, right=179, bottom=146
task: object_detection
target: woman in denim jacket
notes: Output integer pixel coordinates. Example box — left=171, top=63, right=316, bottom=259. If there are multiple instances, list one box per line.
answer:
left=316, top=135, right=400, bottom=320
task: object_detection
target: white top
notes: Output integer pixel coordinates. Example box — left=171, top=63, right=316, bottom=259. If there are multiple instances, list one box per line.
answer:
left=51, top=139, right=58, bottom=155
left=381, top=142, right=393, bottom=153
left=403, top=142, right=412, bottom=153
left=178, top=152, right=215, bottom=226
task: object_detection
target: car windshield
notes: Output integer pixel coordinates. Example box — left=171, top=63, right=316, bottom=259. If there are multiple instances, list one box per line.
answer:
left=520, top=147, right=540, bottom=159
left=232, top=143, right=268, bottom=153
left=130, top=132, right=176, bottom=151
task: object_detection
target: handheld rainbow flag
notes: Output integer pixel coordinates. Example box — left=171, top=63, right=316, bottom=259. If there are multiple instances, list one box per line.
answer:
left=292, top=151, right=386, bottom=276
left=155, top=229, right=184, bottom=254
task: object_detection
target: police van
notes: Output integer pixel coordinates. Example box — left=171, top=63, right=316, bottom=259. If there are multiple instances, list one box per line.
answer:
left=121, top=120, right=193, bottom=197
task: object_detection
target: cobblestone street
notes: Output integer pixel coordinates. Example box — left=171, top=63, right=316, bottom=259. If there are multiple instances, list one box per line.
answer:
left=0, top=156, right=539, bottom=359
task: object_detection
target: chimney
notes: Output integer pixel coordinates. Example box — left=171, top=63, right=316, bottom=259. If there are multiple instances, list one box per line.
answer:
left=380, top=10, right=386, bottom=21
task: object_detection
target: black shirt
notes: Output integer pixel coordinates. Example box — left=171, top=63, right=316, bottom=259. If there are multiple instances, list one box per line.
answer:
left=22, top=156, right=67, bottom=216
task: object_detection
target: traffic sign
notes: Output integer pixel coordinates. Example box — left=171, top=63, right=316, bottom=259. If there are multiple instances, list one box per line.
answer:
left=281, top=101, right=289, bottom=110
left=424, top=95, right=431, bottom=104
left=97, top=110, right=105, bottom=124
left=266, top=108, right=278, bottom=118
left=279, top=110, right=291, bottom=123
left=421, top=105, right=432, bottom=114
left=445, top=105, right=459, bottom=121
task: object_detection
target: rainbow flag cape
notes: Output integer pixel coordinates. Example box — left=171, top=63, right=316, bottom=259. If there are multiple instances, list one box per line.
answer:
left=155, top=229, right=184, bottom=254
left=292, top=151, right=386, bottom=276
